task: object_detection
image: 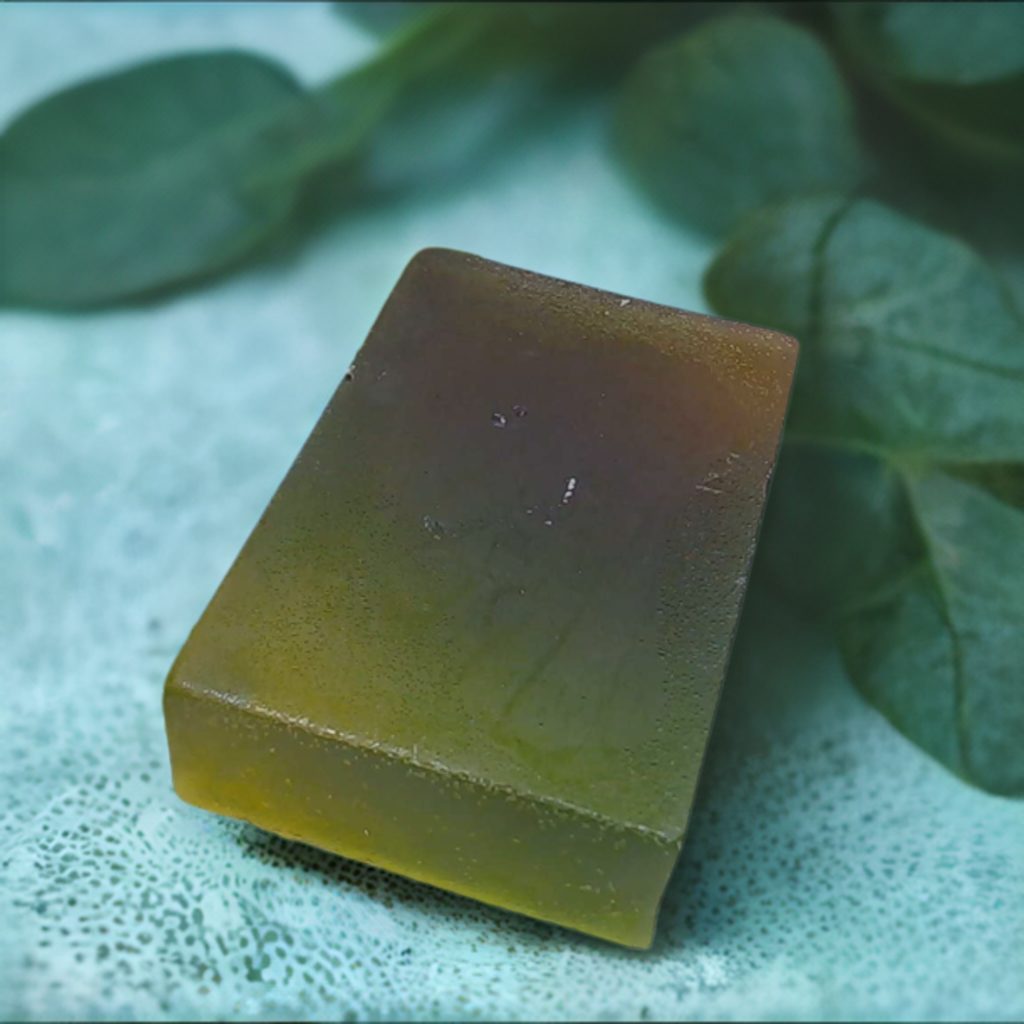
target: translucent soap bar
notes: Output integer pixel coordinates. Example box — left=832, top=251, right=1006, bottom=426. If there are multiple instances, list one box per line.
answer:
left=164, top=249, right=798, bottom=948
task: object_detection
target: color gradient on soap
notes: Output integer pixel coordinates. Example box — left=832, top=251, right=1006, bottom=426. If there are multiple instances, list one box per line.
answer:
left=164, top=248, right=798, bottom=948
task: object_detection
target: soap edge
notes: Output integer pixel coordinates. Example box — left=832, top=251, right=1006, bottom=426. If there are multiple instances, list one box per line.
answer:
left=164, top=672, right=686, bottom=845
left=664, top=320, right=802, bottom=865
left=402, top=246, right=801, bottom=359
left=164, top=677, right=682, bottom=950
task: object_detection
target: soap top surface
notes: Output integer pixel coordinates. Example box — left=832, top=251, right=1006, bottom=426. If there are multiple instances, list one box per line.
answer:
left=168, top=248, right=798, bottom=838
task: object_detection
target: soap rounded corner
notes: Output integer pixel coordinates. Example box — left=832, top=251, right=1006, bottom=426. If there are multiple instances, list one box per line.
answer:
left=402, top=246, right=470, bottom=277
left=161, top=646, right=188, bottom=709
left=776, top=327, right=800, bottom=354
left=774, top=327, right=801, bottom=372
left=745, top=321, right=800, bottom=363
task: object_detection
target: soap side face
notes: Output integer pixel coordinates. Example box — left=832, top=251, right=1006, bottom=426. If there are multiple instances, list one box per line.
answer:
left=165, top=248, right=797, bottom=946
left=165, top=678, right=681, bottom=949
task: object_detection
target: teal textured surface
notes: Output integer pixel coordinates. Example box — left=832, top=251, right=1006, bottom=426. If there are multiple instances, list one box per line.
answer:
left=2, top=5, right=1023, bottom=1020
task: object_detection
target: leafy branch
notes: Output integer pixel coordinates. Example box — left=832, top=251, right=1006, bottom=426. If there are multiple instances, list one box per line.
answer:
left=2, top=1, right=1022, bottom=794
left=613, top=4, right=1024, bottom=795
left=0, top=1, right=712, bottom=307
left=706, top=195, right=1024, bottom=795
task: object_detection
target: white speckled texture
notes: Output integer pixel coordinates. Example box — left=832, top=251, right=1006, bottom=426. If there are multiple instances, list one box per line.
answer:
left=2, top=5, right=1023, bottom=1021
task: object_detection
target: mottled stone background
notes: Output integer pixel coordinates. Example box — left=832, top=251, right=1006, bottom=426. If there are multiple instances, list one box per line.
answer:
left=1, top=5, right=1022, bottom=1020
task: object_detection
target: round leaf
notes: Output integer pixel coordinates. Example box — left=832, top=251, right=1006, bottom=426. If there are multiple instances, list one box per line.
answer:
left=841, top=472, right=1024, bottom=796
left=708, top=195, right=1024, bottom=795
left=0, top=51, right=308, bottom=307
left=613, top=14, right=867, bottom=236
left=706, top=196, right=1024, bottom=463
left=834, top=3, right=1024, bottom=171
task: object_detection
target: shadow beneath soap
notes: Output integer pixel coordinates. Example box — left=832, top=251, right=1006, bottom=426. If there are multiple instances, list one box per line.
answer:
left=646, top=582, right=852, bottom=959
left=232, top=819, right=582, bottom=954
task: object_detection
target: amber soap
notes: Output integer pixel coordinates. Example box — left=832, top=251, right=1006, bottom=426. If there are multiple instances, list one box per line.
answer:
left=164, top=248, right=798, bottom=948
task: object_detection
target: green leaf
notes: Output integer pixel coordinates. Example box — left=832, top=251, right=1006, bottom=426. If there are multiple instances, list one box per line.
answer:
left=0, top=4, right=501, bottom=309
left=707, top=198, right=1024, bottom=795
left=840, top=471, right=1024, bottom=796
left=847, top=2, right=1024, bottom=84
left=951, top=462, right=1024, bottom=515
left=0, top=52, right=312, bottom=307
left=0, top=3, right=719, bottom=308
left=355, top=3, right=725, bottom=190
left=757, top=442, right=921, bottom=613
left=704, top=194, right=849, bottom=338
left=476, top=3, right=724, bottom=83
left=325, top=2, right=729, bottom=194
left=336, top=2, right=439, bottom=39
left=707, top=196, right=1024, bottom=463
left=612, top=13, right=867, bottom=237
left=833, top=2, right=1024, bottom=172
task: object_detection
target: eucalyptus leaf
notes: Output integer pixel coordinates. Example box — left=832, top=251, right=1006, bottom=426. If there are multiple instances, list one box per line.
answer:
left=707, top=198, right=1024, bottom=795
left=356, top=3, right=724, bottom=99
left=0, top=3, right=721, bottom=309
left=707, top=196, right=1024, bottom=463
left=357, top=2, right=724, bottom=189
left=845, top=2, right=1024, bottom=84
left=840, top=471, right=1024, bottom=796
left=757, top=442, right=920, bottom=613
left=0, top=6, right=503, bottom=308
left=612, top=13, right=867, bottom=236
left=336, top=2, right=439, bottom=39
left=952, top=462, right=1024, bottom=515
left=0, top=52, right=314, bottom=307
left=702, top=194, right=849, bottom=338
left=833, top=2, right=1024, bottom=172
left=476, top=3, right=723, bottom=82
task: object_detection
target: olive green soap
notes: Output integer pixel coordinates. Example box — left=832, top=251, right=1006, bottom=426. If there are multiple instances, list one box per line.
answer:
left=164, top=249, right=798, bottom=948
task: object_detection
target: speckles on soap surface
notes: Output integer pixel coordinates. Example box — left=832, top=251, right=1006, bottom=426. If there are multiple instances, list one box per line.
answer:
left=173, top=251, right=786, bottom=841
left=2, top=5, right=1023, bottom=1021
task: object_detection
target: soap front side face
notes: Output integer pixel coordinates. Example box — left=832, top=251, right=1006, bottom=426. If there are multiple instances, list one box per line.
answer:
left=164, top=249, right=798, bottom=948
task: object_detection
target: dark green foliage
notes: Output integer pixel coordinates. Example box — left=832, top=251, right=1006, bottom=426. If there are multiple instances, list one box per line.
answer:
left=0, top=53, right=309, bottom=306
left=708, top=197, right=1024, bottom=462
left=0, top=3, right=713, bottom=307
left=613, top=15, right=867, bottom=236
left=707, top=197, right=1024, bottom=795
left=3, top=2, right=1022, bottom=794
left=833, top=2, right=1024, bottom=172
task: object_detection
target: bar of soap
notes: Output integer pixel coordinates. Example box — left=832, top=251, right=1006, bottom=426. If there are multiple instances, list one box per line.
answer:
left=164, top=249, right=798, bottom=949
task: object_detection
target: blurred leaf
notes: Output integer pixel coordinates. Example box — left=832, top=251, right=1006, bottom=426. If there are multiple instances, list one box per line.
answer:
left=0, top=5, right=499, bottom=308
left=0, top=52, right=319, bottom=307
left=362, top=3, right=725, bottom=94
left=0, top=3, right=719, bottom=309
left=335, top=2, right=439, bottom=39
left=703, top=193, right=848, bottom=337
left=715, top=572, right=839, bottom=751
left=612, top=13, right=867, bottom=236
left=838, top=2, right=1024, bottom=84
left=357, top=2, right=724, bottom=189
left=251, top=6, right=495, bottom=190
left=481, top=3, right=723, bottom=82
left=342, top=2, right=721, bottom=78
left=706, top=197, right=1024, bottom=795
left=833, top=2, right=1024, bottom=172
left=707, top=196, right=1024, bottom=462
